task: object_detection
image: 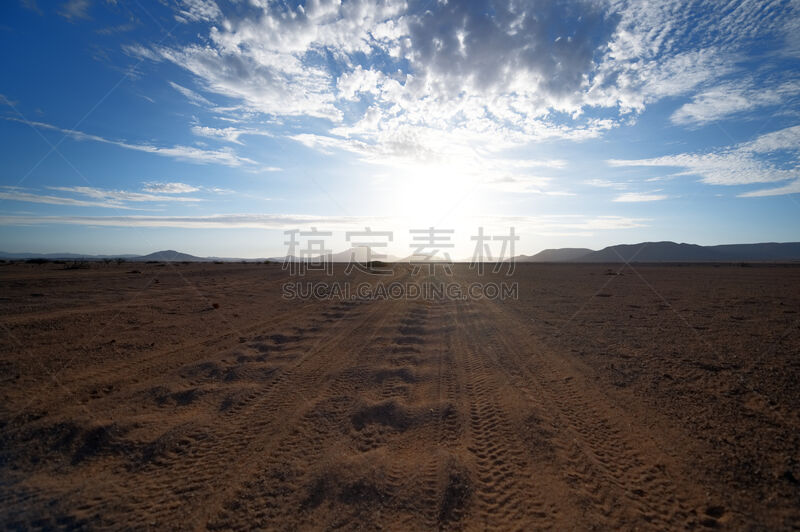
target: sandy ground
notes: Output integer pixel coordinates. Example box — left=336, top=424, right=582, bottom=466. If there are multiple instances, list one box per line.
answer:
left=1, top=262, right=799, bottom=530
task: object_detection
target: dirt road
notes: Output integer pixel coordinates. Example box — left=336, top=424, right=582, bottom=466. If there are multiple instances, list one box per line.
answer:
left=1, top=263, right=798, bottom=529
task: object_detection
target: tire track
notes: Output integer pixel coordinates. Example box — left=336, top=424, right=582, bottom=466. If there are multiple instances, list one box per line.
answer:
left=40, top=293, right=389, bottom=528
left=204, top=296, right=410, bottom=530
left=453, top=297, right=557, bottom=529
left=470, top=294, right=702, bottom=529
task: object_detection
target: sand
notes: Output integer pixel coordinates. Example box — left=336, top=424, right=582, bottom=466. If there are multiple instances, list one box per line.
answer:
left=1, top=262, right=798, bottom=529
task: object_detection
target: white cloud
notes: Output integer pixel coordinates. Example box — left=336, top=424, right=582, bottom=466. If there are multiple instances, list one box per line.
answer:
left=154, top=43, right=342, bottom=120
left=135, top=1, right=795, bottom=154
left=48, top=186, right=203, bottom=204
left=613, top=192, right=668, bottom=202
left=739, top=179, right=800, bottom=197
left=0, top=213, right=378, bottom=230
left=583, top=179, right=628, bottom=189
left=0, top=213, right=647, bottom=232
left=740, top=124, right=800, bottom=153
left=0, top=184, right=209, bottom=210
left=119, top=0, right=800, bottom=188
left=169, top=81, right=212, bottom=106
left=142, top=182, right=200, bottom=194
left=0, top=188, right=139, bottom=210
left=671, top=80, right=800, bottom=126
left=177, top=0, right=221, bottom=23
left=4, top=117, right=254, bottom=167
left=59, top=0, right=90, bottom=21
left=482, top=176, right=567, bottom=195
left=191, top=125, right=272, bottom=144
left=292, top=128, right=575, bottom=195
left=608, top=125, right=800, bottom=187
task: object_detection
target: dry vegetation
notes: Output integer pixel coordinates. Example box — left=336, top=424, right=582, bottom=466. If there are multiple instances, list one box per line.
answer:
left=1, top=262, right=798, bottom=529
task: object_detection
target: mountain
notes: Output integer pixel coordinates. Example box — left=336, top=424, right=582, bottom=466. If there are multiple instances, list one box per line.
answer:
left=514, top=248, right=594, bottom=262
left=5, top=241, right=800, bottom=264
left=0, top=251, right=140, bottom=260
left=268, top=246, right=401, bottom=263
left=133, top=250, right=211, bottom=262
left=575, top=241, right=800, bottom=262
left=709, top=242, right=800, bottom=261
left=576, top=242, right=718, bottom=262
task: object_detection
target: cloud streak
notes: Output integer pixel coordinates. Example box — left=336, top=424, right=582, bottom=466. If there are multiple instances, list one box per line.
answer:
left=0, top=213, right=648, bottom=232
left=169, top=81, right=213, bottom=106
left=0, top=184, right=206, bottom=210
left=4, top=117, right=255, bottom=167
left=142, top=182, right=200, bottom=194
left=613, top=192, right=668, bottom=202
left=671, top=80, right=800, bottom=126
left=608, top=125, right=800, bottom=189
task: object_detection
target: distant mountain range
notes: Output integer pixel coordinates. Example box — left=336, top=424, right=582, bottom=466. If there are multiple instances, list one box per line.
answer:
left=269, top=246, right=402, bottom=263
left=514, top=241, right=800, bottom=262
left=513, top=248, right=594, bottom=262
left=0, top=247, right=400, bottom=263
left=3, top=241, right=800, bottom=263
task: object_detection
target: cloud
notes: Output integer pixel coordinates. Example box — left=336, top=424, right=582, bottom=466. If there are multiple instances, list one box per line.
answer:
left=141, top=182, right=200, bottom=194
left=154, top=43, right=343, bottom=120
left=169, top=81, right=212, bottom=106
left=123, top=0, right=798, bottom=188
left=608, top=125, right=800, bottom=186
left=191, top=125, right=272, bottom=144
left=131, top=1, right=795, bottom=158
left=48, top=186, right=204, bottom=203
left=0, top=183, right=208, bottom=210
left=402, top=0, right=618, bottom=113
left=176, top=0, right=221, bottom=23
left=59, top=0, right=90, bottom=21
left=613, top=192, right=668, bottom=202
left=4, top=117, right=254, bottom=167
left=0, top=213, right=648, bottom=232
left=141, top=182, right=244, bottom=194
left=739, top=179, right=800, bottom=197
left=740, top=124, right=800, bottom=153
left=0, top=188, right=139, bottom=210
left=0, top=213, right=373, bottom=229
left=483, top=176, right=574, bottom=196
left=671, top=80, right=800, bottom=126
left=583, top=179, right=628, bottom=189
left=292, top=129, right=574, bottom=194
left=21, top=0, right=43, bottom=15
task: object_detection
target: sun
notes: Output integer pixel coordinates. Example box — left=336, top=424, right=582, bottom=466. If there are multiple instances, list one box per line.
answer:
left=389, top=161, right=483, bottom=228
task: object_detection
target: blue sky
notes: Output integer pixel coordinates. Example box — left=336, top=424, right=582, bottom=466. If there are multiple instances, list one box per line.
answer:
left=1, top=0, right=799, bottom=258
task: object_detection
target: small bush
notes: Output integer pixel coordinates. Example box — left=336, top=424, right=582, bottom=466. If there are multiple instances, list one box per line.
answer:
left=62, top=260, right=89, bottom=270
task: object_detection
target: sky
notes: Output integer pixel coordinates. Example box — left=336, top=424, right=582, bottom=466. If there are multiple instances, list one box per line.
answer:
left=0, top=0, right=799, bottom=259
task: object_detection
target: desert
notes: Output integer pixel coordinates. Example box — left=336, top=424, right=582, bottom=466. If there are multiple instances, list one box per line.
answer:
left=1, top=261, right=798, bottom=529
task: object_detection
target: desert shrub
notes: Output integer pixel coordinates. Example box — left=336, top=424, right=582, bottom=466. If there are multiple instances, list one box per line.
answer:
left=62, top=260, right=89, bottom=270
